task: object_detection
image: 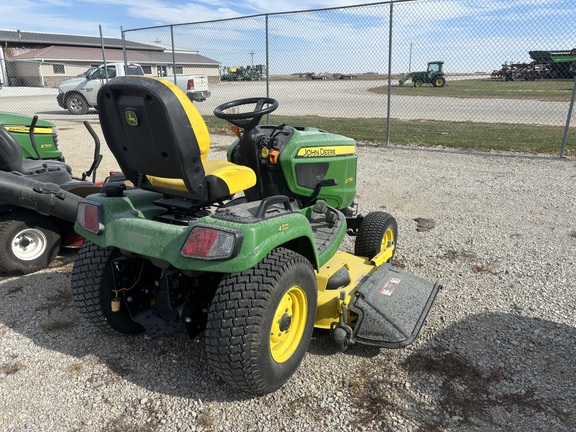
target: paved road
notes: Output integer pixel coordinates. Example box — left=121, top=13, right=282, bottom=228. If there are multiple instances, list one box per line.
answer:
left=1, top=80, right=571, bottom=126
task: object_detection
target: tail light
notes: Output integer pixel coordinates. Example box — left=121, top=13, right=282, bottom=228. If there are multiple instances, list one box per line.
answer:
left=187, top=79, right=195, bottom=90
left=181, top=226, right=240, bottom=260
left=77, top=201, right=104, bottom=234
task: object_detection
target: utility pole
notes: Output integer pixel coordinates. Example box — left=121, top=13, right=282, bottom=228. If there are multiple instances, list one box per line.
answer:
left=249, top=50, right=255, bottom=67
left=408, top=43, right=413, bottom=73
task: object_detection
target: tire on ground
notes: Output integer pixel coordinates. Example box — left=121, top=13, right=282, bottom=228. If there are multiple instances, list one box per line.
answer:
left=205, top=247, right=317, bottom=395
left=354, top=211, right=398, bottom=261
left=71, top=241, right=144, bottom=334
left=65, top=93, right=89, bottom=115
left=0, top=211, right=60, bottom=275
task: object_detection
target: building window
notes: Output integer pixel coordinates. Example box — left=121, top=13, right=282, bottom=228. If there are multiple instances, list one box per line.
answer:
left=141, top=65, right=152, bottom=74
left=157, top=65, right=167, bottom=77
left=174, top=65, right=183, bottom=74
left=53, top=64, right=65, bottom=74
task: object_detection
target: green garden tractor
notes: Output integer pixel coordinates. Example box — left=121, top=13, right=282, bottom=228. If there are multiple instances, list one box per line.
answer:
left=70, top=76, right=441, bottom=394
left=0, top=112, right=63, bottom=160
left=0, top=113, right=106, bottom=275
left=399, top=61, right=446, bottom=87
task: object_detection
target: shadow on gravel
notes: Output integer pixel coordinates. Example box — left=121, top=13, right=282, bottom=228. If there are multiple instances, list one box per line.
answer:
left=2, top=269, right=575, bottom=422
left=348, top=312, right=576, bottom=431
left=0, top=270, right=254, bottom=402
left=0, top=267, right=378, bottom=404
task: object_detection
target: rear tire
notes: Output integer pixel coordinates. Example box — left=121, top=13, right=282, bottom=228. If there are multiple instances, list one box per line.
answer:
left=433, top=77, right=446, bottom=87
left=71, top=241, right=144, bottom=334
left=205, top=247, right=317, bottom=394
left=0, top=211, right=60, bottom=275
left=355, top=211, right=398, bottom=261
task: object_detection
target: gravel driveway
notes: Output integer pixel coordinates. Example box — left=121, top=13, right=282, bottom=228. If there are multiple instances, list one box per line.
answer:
left=1, top=124, right=575, bottom=431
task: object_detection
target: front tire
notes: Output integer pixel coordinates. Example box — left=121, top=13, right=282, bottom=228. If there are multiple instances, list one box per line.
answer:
left=65, top=93, right=89, bottom=115
left=205, top=247, right=317, bottom=394
left=71, top=241, right=144, bottom=334
left=414, top=80, right=423, bottom=87
left=0, top=211, right=60, bottom=275
left=355, top=211, right=398, bottom=261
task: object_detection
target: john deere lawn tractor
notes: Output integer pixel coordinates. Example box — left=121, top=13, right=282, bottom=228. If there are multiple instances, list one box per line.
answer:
left=70, top=76, right=441, bottom=395
left=399, top=61, right=446, bottom=87
left=0, top=115, right=105, bottom=274
left=0, top=112, right=63, bottom=160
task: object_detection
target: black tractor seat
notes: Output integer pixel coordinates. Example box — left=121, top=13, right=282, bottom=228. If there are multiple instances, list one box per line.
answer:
left=97, top=76, right=256, bottom=204
left=21, top=159, right=72, bottom=174
left=0, top=124, right=72, bottom=175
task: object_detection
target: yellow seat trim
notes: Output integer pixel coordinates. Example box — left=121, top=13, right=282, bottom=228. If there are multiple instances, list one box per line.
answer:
left=147, top=77, right=211, bottom=163
left=204, top=160, right=257, bottom=193
left=147, top=160, right=256, bottom=196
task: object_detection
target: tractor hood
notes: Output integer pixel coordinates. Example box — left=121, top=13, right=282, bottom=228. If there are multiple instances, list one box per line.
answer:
left=58, top=77, right=88, bottom=92
left=0, top=112, right=56, bottom=129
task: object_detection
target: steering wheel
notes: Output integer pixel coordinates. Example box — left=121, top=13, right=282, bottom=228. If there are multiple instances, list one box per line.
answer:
left=213, top=97, right=279, bottom=129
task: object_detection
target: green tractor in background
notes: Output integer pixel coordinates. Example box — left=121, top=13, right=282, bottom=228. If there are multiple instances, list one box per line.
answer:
left=399, top=61, right=446, bottom=87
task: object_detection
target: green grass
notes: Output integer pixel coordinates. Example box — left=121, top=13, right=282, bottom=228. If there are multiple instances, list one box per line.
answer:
left=203, top=115, right=571, bottom=155
left=370, top=78, right=576, bottom=101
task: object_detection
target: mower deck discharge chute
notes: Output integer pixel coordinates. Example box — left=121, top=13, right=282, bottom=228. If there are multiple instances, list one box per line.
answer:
left=71, top=76, right=441, bottom=394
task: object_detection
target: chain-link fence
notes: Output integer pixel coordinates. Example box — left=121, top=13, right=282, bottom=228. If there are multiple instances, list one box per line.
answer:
left=1, top=0, right=575, bottom=156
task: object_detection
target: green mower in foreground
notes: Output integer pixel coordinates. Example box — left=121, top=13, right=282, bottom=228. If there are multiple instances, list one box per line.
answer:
left=70, top=76, right=441, bottom=395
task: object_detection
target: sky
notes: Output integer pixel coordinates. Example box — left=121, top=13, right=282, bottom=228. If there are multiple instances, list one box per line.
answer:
left=0, top=0, right=378, bottom=36
left=1, top=0, right=575, bottom=74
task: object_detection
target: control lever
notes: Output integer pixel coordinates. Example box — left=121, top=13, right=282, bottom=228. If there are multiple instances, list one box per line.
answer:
left=303, top=178, right=337, bottom=207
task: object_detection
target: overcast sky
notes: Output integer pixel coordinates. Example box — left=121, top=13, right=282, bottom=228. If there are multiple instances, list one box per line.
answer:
left=1, top=1, right=574, bottom=74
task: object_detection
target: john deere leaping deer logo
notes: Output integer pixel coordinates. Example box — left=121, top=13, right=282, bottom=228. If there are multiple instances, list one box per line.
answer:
left=125, top=110, right=138, bottom=126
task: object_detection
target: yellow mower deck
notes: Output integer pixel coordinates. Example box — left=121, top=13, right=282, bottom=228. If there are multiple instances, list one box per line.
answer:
left=315, top=247, right=441, bottom=348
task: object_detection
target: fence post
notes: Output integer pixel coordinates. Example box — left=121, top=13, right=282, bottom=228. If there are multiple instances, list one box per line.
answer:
left=560, top=75, right=576, bottom=158
left=99, top=25, right=109, bottom=81
left=266, top=13, right=270, bottom=125
left=385, top=1, right=394, bottom=146
left=0, top=48, right=7, bottom=87
left=170, top=25, right=177, bottom=84
left=121, top=27, right=128, bottom=67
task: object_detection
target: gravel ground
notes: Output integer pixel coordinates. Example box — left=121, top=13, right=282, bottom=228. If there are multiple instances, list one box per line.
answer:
left=1, top=123, right=575, bottom=431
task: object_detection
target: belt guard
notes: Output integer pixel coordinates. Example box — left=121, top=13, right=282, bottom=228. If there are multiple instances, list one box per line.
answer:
left=349, top=263, right=441, bottom=348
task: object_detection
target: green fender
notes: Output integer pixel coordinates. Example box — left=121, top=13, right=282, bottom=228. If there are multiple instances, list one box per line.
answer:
left=75, top=189, right=321, bottom=273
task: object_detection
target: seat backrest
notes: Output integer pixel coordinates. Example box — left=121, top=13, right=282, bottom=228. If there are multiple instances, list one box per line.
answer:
left=97, top=76, right=211, bottom=200
left=0, top=125, right=24, bottom=173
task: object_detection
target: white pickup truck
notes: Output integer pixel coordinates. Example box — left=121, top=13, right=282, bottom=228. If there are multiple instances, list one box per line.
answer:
left=57, top=63, right=211, bottom=114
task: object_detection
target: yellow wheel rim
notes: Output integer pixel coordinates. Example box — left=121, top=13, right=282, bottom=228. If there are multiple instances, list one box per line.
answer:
left=270, top=286, right=308, bottom=363
left=380, top=227, right=395, bottom=252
